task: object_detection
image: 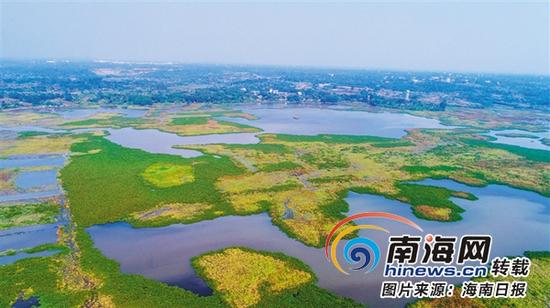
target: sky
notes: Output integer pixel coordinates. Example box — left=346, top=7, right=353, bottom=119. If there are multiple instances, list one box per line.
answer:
left=1, top=1, right=549, bottom=75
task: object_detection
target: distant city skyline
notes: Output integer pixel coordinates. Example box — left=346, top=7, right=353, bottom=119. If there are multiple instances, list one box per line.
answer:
left=2, top=1, right=549, bottom=75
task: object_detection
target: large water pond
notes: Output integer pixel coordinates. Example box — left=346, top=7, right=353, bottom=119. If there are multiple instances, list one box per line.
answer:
left=220, top=107, right=451, bottom=138
left=88, top=179, right=549, bottom=307
left=105, top=128, right=259, bottom=158
left=102, top=108, right=452, bottom=159
left=485, top=129, right=550, bottom=151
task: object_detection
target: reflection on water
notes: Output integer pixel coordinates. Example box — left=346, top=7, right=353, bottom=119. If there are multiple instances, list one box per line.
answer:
left=485, top=129, right=550, bottom=151
left=105, top=128, right=259, bottom=158
left=88, top=180, right=549, bottom=307
left=220, top=108, right=450, bottom=138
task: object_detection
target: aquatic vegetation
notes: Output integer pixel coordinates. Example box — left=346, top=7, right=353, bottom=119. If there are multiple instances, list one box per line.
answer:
left=217, top=171, right=301, bottom=194
left=412, top=107, right=549, bottom=132
left=0, top=253, right=90, bottom=307
left=494, top=132, right=540, bottom=139
left=0, top=229, right=220, bottom=307
left=224, top=143, right=292, bottom=154
left=129, top=202, right=214, bottom=226
left=193, top=247, right=359, bottom=308
left=23, top=243, right=70, bottom=255
left=227, top=193, right=272, bottom=213
left=0, top=229, right=358, bottom=307
left=395, top=183, right=470, bottom=222
left=194, top=247, right=312, bottom=307
left=0, top=111, right=62, bottom=127
left=170, top=110, right=256, bottom=120
left=258, top=161, right=302, bottom=172
left=0, top=105, right=548, bottom=308
left=17, top=131, right=54, bottom=138
left=269, top=188, right=342, bottom=246
left=61, top=115, right=149, bottom=128
left=414, top=205, right=452, bottom=221
left=171, top=116, right=210, bottom=125
left=165, top=118, right=260, bottom=136
left=410, top=251, right=550, bottom=308
left=0, top=202, right=60, bottom=230
left=401, top=165, right=461, bottom=174
left=183, top=126, right=548, bottom=245
left=61, top=135, right=244, bottom=227
left=142, top=162, right=194, bottom=188
left=272, top=133, right=412, bottom=145
left=309, top=175, right=354, bottom=184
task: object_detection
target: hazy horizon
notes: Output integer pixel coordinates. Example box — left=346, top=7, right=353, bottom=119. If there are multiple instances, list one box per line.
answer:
left=2, top=1, right=549, bottom=75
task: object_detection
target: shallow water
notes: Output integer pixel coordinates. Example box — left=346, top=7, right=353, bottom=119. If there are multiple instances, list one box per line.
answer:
left=88, top=180, right=549, bottom=307
left=485, top=129, right=550, bottom=150
left=105, top=128, right=259, bottom=158
left=220, top=107, right=450, bottom=138
left=0, top=126, right=65, bottom=134
left=0, top=224, right=59, bottom=252
left=0, top=190, right=62, bottom=203
left=0, top=156, right=65, bottom=169
left=15, top=170, right=58, bottom=190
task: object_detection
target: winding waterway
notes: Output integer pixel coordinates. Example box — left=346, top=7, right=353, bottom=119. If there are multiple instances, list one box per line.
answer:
left=88, top=180, right=549, bottom=307
left=1, top=107, right=548, bottom=306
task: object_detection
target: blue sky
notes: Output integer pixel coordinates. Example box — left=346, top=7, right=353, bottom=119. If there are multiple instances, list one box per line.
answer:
left=1, top=1, right=548, bottom=75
